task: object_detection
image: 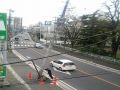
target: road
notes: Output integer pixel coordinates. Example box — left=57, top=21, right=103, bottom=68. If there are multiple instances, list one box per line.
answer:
left=13, top=46, right=120, bottom=90
left=6, top=51, right=62, bottom=90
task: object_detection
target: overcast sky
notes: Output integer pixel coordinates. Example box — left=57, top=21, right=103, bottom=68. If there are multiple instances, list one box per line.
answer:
left=0, top=0, right=107, bottom=26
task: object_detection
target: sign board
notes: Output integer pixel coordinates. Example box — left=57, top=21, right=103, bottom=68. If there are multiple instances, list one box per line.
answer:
left=0, top=13, right=7, bottom=40
left=45, top=21, right=52, bottom=25
left=0, top=65, right=6, bottom=78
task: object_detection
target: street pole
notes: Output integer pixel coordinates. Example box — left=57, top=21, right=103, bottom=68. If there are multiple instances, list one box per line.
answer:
left=53, top=17, right=57, bottom=44
left=8, top=9, right=14, bottom=38
left=39, top=23, right=41, bottom=42
left=46, top=25, right=48, bottom=44
left=8, top=10, right=11, bottom=42
left=8, top=9, right=14, bottom=49
left=38, top=21, right=53, bottom=79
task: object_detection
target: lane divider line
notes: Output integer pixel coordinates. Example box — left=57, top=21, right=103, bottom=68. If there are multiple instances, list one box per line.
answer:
left=77, top=69, right=120, bottom=88
left=48, top=48, right=120, bottom=75
left=32, top=48, right=120, bottom=88
left=63, top=54, right=120, bottom=75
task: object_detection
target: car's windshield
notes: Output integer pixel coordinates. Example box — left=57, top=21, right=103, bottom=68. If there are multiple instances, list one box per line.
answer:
left=64, top=63, right=75, bottom=66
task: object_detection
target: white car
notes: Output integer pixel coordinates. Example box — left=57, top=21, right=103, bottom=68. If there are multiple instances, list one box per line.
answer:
left=35, top=43, right=44, bottom=48
left=50, top=59, right=76, bottom=71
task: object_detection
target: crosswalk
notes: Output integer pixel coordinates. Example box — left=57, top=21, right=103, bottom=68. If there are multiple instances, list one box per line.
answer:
left=11, top=41, right=35, bottom=48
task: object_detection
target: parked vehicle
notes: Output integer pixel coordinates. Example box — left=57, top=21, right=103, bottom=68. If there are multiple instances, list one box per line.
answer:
left=34, top=43, right=44, bottom=48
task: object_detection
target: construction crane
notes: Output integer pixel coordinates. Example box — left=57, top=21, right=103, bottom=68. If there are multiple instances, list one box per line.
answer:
left=57, top=0, right=70, bottom=26
left=61, top=0, right=70, bottom=18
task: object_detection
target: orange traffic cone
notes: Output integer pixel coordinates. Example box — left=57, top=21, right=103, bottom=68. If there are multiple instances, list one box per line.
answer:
left=28, top=72, right=32, bottom=80
left=39, top=79, right=45, bottom=85
left=51, top=77, right=57, bottom=86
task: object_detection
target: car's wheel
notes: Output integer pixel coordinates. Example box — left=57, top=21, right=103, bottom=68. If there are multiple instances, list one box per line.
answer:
left=59, top=67, right=62, bottom=71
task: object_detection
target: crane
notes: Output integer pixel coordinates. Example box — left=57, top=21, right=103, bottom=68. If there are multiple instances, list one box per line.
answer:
left=61, top=0, right=70, bottom=18
left=57, top=0, right=70, bottom=26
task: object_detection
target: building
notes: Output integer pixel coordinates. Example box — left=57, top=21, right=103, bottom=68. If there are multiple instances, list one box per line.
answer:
left=12, top=17, right=22, bottom=35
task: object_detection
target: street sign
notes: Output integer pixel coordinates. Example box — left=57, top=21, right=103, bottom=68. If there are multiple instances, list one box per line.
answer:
left=45, top=21, right=52, bottom=25
left=0, top=13, right=7, bottom=40
left=0, top=65, right=6, bottom=78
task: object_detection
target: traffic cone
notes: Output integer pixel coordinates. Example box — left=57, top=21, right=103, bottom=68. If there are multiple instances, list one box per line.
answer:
left=38, top=79, right=45, bottom=85
left=51, top=77, right=57, bottom=86
left=28, top=72, right=32, bottom=80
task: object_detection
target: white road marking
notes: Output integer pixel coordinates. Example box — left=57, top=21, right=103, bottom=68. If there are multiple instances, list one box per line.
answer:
left=26, top=56, right=31, bottom=59
left=7, top=65, right=32, bottom=90
left=49, top=49, right=120, bottom=75
left=12, top=50, right=77, bottom=90
left=53, top=67, right=71, bottom=75
left=63, top=54, right=120, bottom=75
left=31, top=48, right=71, bottom=75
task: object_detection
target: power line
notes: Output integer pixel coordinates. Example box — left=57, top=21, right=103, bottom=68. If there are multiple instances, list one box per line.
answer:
left=62, top=34, right=116, bottom=51
left=0, top=30, right=113, bottom=52
left=2, top=53, right=63, bottom=66
left=4, top=72, right=111, bottom=87
left=66, top=30, right=113, bottom=41
left=80, top=30, right=112, bottom=40
left=1, top=35, right=115, bottom=66
left=74, top=36, right=113, bottom=48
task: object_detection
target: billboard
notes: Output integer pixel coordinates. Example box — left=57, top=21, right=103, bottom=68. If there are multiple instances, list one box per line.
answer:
left=0, top=13, right=7, bottom=40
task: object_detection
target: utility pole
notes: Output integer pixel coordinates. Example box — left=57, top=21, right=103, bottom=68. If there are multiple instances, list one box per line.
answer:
left=53, top=17, right=57, bottom=44
left=8, top=9, right=14, bottom=49
left=8, top=9, right=14, bottom=39
left=38, top=21, right=52, bottom=79
left=45, top=21, right=51, bottom=44
left=39, top=22, right=42, bottom=42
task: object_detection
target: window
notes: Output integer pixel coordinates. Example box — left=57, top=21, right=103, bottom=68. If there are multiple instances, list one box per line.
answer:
left=64, top=63, right=75, bottom=66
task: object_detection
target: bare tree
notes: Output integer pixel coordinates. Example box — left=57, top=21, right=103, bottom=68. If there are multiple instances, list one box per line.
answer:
left=104, top=0, right=120, bottom=57
left=64, top=16, right=82, bottom=49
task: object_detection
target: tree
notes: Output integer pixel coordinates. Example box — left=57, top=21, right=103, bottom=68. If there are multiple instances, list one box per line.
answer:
left=79, top=11, right=110, bottom=54
left=63, top=16, right=82, bottom=49
left=104, top=0, right=120, bottom=57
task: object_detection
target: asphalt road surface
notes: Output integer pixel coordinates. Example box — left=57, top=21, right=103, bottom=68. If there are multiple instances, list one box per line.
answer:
left=13, top=47, right=120, bottom=90
left=6, top=51, right=62, bottom=90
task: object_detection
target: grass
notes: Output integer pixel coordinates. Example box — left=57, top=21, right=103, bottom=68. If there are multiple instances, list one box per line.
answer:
left=116, top=53, right=120, bottom=59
